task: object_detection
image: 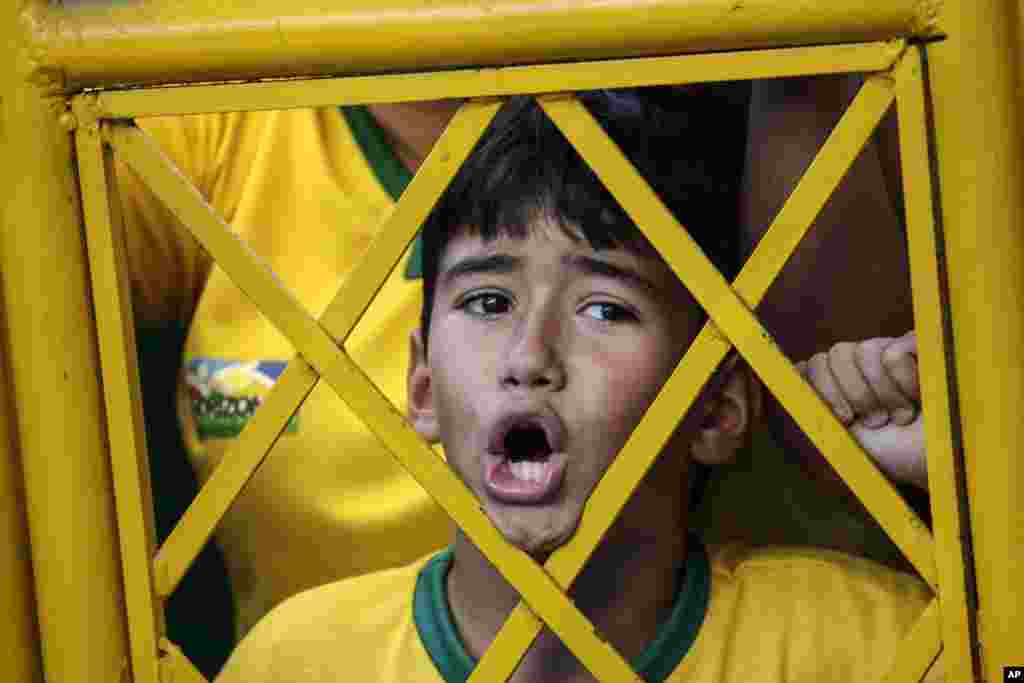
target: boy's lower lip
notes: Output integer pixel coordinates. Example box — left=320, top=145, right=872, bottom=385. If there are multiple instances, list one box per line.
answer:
left=482, top=452, right=566, bottom=505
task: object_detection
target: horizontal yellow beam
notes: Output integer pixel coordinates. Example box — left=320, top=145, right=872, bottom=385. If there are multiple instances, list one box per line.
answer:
left=86, top=41, right=902, bottom=119
left=38, top=0, right=935, bottom=90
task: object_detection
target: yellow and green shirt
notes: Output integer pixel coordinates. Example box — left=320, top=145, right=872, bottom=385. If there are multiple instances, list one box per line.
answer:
left=216, top=540, right=937, bottom=683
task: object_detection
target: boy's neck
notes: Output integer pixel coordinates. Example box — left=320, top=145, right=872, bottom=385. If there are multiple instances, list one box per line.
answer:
left=446, top=524, right=689, bottom=682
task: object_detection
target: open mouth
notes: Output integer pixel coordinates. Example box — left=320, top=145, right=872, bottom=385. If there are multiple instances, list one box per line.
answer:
left=483, top=414, right=567, bottom=504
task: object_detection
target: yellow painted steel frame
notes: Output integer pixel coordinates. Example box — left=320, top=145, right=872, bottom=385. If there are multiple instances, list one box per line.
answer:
left=9, top=2, right=1021, bottom=682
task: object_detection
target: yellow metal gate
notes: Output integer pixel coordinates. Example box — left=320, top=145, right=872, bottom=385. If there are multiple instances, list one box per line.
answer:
left=3, top=1, right=1022, bottom=682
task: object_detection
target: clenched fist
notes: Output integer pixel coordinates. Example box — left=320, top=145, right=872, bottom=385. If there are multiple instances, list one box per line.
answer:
left=796, top=331, right=927, bottom=489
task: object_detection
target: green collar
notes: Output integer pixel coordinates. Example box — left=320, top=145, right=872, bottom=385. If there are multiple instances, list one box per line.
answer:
left=414, top=537, right=710, bottom=682
left=339, top=105, right=424, bottom=279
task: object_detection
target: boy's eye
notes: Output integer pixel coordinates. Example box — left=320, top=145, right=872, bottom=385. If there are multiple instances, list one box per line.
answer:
left=459, top=291, right=512, bottom=317
left=581, top=302, right=637, bottom=323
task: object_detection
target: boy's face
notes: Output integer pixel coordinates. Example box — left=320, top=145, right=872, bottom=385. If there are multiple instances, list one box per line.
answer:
left=410, top=215, right=706, bottom=556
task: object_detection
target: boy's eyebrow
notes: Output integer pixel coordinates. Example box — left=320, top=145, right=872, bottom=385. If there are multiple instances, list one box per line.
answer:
left=564, top=254, right=663, bottom=296
left=439, top=253, right=522, bottom=288
left=439, top=251, right=665, bottom=296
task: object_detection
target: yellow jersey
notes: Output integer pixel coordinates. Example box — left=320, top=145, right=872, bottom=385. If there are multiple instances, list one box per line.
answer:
left=216, top=540, right=937, bottom=683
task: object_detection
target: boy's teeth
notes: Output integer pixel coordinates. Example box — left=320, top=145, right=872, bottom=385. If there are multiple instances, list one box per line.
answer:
left=509, top=460, right=543, bottom=483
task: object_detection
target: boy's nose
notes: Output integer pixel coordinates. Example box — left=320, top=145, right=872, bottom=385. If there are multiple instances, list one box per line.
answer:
left=500, top=310, right=566, bottom=392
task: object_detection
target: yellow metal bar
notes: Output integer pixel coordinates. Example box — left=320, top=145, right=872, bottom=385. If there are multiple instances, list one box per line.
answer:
left=88, top=41, right=903, bottom=119
left=926, top=1, right=1024, bottom=678
left=881, top=600, right=943, bottom=683
left=474, top=79, right=910, bottom=679
left=542, top=92, right=938, bottom=588
left=320, top=98, right=504, bottom=342
left=131, top=99, right=500, bottom=597
left=75, top=119, right=163, bottom=683
left=40, top=1, right=935, bottom=90
left=159, top=638, right=212, bottom=683
left=106, top=122, right=344, bottom=377
left=1, top=2, right=132, bottom=681
left=0, top=321, right=44, bottom=683
left=894, top=47, right=976, bottom=683
left=154, top=360, right=318, bottom=598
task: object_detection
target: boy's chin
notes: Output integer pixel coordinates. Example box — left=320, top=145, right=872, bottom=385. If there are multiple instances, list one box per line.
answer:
left=484, top=503, right=582, bottom=559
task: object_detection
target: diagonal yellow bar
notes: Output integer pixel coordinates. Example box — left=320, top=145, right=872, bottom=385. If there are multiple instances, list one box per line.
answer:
left=154, top=360, right=319, bottom=598
left=542, top=89, right=938, bottom=588
left=159, top=638, right=211, bottom=683
left=319, top=98, right=504, bottom=343
left=91, top=41, right=902, bottom=119
left=145, top=99, right=502, bottom=599
left=107, top=122, right=344, bottom=377
left=75, top=122, right=163, bottom=683
left=894, top=47, right=976, bottom=683
left=472, top=78, right=910, bottom=681
left=881, top=600, right=942, bottom=683
left=107, top=122, right=332, bottom=598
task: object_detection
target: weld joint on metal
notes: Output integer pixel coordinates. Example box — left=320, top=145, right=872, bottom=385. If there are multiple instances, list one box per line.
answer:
left=706, top=321, right=729, bottom=344
left=882, top=39, right=910, bottom=69
left=71, top=92, right=104, bottom=132
left=17, top=0, right=69, bottom=98
left=911, top=0, right=943, bottom=37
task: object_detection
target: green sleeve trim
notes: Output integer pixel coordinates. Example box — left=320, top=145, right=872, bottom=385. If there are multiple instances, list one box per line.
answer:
left=413, top=538, right=710, bottom=682
left=339, top=105, right=424, bottom=280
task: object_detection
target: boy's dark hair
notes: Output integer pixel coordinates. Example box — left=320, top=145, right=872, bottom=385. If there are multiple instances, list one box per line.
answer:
left=420, top=89, right=740, bottom=342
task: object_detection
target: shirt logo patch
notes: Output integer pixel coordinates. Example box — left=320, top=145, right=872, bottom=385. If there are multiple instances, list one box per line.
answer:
left=185, top=359, right=298, bottom=439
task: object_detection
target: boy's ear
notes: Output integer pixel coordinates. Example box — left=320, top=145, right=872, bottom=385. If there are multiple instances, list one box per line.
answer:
left=690, top=357, right=763, bottom=466
left=407, top=328, right=441, bottom=444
